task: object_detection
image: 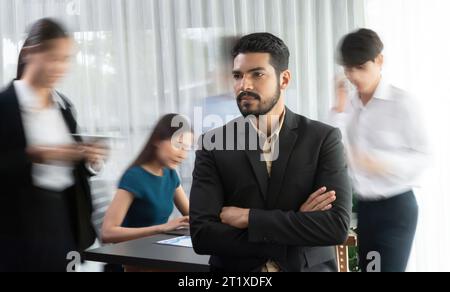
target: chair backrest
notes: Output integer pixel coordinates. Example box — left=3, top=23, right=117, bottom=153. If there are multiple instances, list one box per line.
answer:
left=336, top=233, right=358, bottom=272
left=90, top=179, right=115, bottom=238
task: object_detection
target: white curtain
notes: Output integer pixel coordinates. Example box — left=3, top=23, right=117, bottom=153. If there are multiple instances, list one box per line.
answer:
left=365, top=0, right=450, bottom=272
left=2, top=0, right=448, bottom=273
left=0, top=0, right=364, bottom=272
left=0, top=0, right=365, bottom=191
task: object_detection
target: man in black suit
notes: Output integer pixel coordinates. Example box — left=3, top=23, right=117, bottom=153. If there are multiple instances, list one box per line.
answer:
left=190, top=33, right=352, bottom=272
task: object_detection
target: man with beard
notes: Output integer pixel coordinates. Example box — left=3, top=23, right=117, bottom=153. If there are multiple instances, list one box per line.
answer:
left=189, top=33, right=352, bottom=272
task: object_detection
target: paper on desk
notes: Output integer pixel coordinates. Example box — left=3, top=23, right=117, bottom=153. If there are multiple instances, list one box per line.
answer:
left=156, top=236, right=193, bottom=248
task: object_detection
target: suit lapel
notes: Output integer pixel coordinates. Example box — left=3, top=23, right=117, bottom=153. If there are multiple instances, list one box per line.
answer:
left=56, top=94, right=80, bottom=141
left=245, top=149, right=269, bottom=201
left=4, top=83, right=28, bottom=148
left=235, top=108, right=302, bottom=204
left=266, top=109, right=301, bottom=208
left=236, top=118, right=269, bottom=201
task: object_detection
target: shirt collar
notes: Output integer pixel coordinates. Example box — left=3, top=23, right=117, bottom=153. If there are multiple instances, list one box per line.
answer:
left=350, top=76, right=392, bottom=108
left=250, top=109, right=286, bottom=142
left=14, top=80, right=66, bottom=111
left=372, top=77, right=392, bottom=101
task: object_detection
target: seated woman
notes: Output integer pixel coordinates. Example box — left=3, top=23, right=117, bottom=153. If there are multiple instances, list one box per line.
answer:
left=102, top=114, right=192, bottom=244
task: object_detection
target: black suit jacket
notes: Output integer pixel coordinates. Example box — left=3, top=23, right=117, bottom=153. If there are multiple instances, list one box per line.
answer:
left=0, top=82, right=96, bottom=270
left=190, top=108, right=352, bottom=272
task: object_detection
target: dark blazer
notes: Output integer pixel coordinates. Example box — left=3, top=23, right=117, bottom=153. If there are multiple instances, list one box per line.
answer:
left=190, top=108, right=352, bottom=272
left=0, top=82, right=96, bottom=270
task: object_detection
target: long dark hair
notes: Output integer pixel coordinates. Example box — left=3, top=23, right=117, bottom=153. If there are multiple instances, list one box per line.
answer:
left=17, top=18, right=69, bottom=79
left=130, top=114, right=192, bottom=168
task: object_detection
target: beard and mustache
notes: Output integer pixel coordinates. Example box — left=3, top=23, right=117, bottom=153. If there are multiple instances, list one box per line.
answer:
left=236, top=83, right=281, bottom=118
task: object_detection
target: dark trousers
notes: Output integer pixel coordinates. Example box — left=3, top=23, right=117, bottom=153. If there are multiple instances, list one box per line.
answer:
left=23, top=186, right=78, bottom=272
left=357, top=191, right=418, bottom=272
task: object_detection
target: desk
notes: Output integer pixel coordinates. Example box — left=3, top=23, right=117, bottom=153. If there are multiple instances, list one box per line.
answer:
left=84, top=234, right=210, bottom=272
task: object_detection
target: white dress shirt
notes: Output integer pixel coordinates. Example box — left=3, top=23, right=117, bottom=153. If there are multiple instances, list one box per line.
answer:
left=329, top=78, right=429, bottom=201
left=14, top=80, right=75, bottom=192
left=250, top=110, right=285, bottom=177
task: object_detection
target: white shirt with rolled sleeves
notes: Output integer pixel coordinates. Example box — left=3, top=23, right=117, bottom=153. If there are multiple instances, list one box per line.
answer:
left=328, top=78, right=429, bottom=201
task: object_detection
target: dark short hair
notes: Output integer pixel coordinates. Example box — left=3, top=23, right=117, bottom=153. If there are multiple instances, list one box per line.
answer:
left=232, top=33, right=290, bottom=73
left=339, top=28, right=384, bottom=67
